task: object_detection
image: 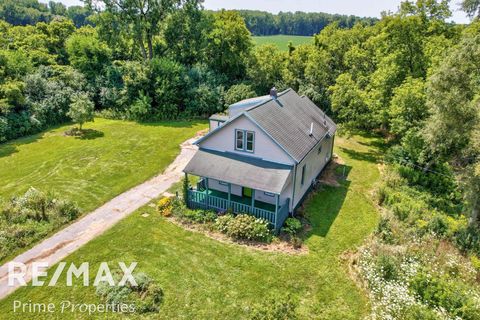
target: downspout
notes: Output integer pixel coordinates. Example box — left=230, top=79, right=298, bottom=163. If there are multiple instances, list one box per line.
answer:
left=291, top=163, right=297, bottom=217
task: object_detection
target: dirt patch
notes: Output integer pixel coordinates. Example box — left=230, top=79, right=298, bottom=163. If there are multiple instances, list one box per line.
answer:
left=166, top=217, right=309, bottom=255
left=317, top=155, right=346, bottom=187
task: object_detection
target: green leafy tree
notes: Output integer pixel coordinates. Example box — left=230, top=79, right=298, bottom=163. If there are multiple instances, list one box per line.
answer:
left=224, top=84, right=256, bottom=107
left=99, top=0, right=182, bottom=60
left=389, top=77, right=427, bottom=138
left=206, top=10, right=253, bottom=80
left=67, top=93, right=94, bottom=130
left=424, top=32, right=480, bottom=224
left=248, top=44, right=287, bottom=94
left=66, top=27, right=112, bottom=81
left=461, top=0, right=480, bottom=18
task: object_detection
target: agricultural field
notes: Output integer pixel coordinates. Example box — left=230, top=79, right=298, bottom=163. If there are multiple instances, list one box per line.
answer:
left=0, top=134, right=382, bottom=319
left=252, top=35, right=313, bottom=50
left=0, top=118, right=206, bottom=263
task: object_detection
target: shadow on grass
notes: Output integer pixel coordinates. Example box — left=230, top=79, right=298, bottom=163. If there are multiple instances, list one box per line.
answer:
left=338, top=146, right=380, bottom=164
left=299, top=163, right=353, bottom=238
left=75, top=129, right=104, bottom=140
left=0, top=132, right=45, bottom=158
left=138, top=119, right=207, bottom=128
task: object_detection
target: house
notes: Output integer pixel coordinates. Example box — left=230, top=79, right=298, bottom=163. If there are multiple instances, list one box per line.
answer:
left=183, top=88, right=337, bottom=231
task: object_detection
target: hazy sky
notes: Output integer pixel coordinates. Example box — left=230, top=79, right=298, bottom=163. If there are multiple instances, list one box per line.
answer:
left=45, top=0, right=471, bottom=24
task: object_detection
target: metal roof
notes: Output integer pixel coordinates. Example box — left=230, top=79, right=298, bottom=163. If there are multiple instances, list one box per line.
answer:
left=184, top=149, right=293, bottom=194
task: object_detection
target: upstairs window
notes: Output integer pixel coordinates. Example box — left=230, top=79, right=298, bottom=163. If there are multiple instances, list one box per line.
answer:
left=235, top=129, right=254, bottom=153
left=235, top=130, right=244, bottom=150
left=246, top=131, right=254, bottom=152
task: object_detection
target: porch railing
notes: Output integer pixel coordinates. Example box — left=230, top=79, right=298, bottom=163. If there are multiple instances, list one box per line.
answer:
left=187, top=189, right=290, bottom=231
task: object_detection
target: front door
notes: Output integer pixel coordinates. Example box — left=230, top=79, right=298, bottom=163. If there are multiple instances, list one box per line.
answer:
left=242, top=187, right=252, bottom=198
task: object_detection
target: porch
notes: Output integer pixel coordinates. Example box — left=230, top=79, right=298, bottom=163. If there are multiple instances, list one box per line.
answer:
left=183, top=149, right=294, bottom=231
left=187, top=187, right=290, bottom=232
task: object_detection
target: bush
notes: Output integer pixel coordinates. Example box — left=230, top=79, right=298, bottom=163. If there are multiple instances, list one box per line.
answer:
left=376, top=217, right=394, bottom=244
left=216, top=214, right=273, bottom=242
left=409, top=270, right=479, bottom=319
left=453, top=226, right=480, bottom=255
left=182, top=209, right=217, bottom=224
left=281, top=218, right=302, bottom=236
left=249, top=294, right=298, bottom=320
left=157, top=197, right=174, bottom=217
left=376, top=254, right=399, bottom=281
left=96, top=272, right=163, bottom=314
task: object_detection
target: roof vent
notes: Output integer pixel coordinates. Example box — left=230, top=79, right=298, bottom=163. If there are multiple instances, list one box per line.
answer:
left=270, top=87, right=277, bottom=99
left=309, top=122, right=314, bottom=136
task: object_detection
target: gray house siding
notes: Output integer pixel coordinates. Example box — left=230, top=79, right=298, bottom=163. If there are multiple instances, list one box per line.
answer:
left=291, top=134, right=334, bottom=210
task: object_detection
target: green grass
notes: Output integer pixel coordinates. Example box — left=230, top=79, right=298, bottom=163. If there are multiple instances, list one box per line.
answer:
left=0, top=118, right=206, bottom=262
left=252, top=35, right=313, bottom=51
left=0, top=134, right=381, bottom=319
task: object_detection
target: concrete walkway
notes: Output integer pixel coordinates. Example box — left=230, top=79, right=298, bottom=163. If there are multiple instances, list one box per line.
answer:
left=0, top=137, right=199, bottom=300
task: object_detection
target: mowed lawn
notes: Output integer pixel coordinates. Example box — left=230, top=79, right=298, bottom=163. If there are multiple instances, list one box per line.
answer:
left=252, top=35, right=313, bottom=50
left=0, top=135, right=381, bottom=319
left=0, top=119, right=206, bottom=260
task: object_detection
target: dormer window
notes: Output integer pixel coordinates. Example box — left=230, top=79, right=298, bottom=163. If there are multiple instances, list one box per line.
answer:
left=235, top=129, right=254, bottom=153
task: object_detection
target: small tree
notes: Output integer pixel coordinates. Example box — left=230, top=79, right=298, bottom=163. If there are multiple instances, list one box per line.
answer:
left=67, top=93, right=94, bottom=131
left=183, top=174, right=189, bottom=205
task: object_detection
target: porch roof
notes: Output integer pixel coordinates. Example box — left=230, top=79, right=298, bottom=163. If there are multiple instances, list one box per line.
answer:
left=184, top=149, right=293, bottom=194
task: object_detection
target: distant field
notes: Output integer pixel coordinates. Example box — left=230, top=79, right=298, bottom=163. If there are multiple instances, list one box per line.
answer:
left=252, top=35, right=313, bottom=50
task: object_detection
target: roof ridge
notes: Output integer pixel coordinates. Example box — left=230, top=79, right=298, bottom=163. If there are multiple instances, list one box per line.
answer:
left=245, top=88, right=292, bottom=113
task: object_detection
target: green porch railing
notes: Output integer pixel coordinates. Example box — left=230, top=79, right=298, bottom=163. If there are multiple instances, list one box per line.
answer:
left=187, top=189, right=290, bottom=231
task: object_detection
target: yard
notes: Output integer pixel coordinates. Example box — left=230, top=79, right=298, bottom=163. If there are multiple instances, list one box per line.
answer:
left=0, top=134, right=381, bottom=319
left=0, top=118, right=206, bottom=263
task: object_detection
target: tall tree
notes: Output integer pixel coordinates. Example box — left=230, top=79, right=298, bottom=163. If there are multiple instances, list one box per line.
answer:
left=98, top=0, right=182, bottom=60
left=424, top=32, right=480, bottom=224
left=461, top=0, right=480, bottom=18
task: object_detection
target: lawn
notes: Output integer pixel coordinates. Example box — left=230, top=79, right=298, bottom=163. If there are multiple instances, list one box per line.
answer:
left=0, top=118, right=206, bottom=262
left=0, top=134, right=381, bottom=319
left=252, top=35, right=313, bottom=51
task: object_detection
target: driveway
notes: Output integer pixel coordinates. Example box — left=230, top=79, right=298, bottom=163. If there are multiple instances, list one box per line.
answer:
left=0, top=136, right=199, bottom=299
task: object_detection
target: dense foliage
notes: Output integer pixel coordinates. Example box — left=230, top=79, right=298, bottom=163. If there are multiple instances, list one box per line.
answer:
left=0, top=187, right=80, bottom=261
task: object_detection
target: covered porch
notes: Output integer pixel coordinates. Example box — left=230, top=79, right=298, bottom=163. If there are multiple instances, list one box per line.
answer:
left=183, top=149, right=293, bottom=231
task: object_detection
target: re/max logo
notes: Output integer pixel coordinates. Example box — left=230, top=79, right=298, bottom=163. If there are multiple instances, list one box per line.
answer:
left=8, top=262, right=137, bottom=287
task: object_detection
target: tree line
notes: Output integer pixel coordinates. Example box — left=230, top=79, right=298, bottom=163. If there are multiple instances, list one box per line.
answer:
left=237, top=10, right=377, bottom=36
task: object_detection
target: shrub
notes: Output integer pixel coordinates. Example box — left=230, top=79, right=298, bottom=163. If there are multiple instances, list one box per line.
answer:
left=281, top=218, right=302, bottom=236
left=376, top=217, right=394, bottom=244
left=376, top=254, right=399, bottom=281
left=249, top=294, right=298, bottom=320
left=157, top=197, right=174, bottom=217
left=427, top=215, right=448, bottom=237
left=182, top=209, right=217, bottom=224
left=453, top=226, right=480, bottom=255
left=216, top=214, right=272, bottom=243
left=54, top=199, right=80, bottom=221
left=96, top=272, right=163, bottom=314
left=215, top=214, right=235, bottom=233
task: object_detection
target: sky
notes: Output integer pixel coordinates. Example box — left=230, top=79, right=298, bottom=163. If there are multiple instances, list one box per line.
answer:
left=45, top=0, right=471, bottom=24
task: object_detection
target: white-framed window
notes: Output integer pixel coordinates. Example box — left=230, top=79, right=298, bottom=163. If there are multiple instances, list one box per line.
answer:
left=234, top=129, right=255, bottom=153
left=219, top=181, right=229, bottom=186
left=235, top=130, right=244, bottom=150
left=264, top=192, right=275, bottom=197
left=246, top=131, right=254, bottom=152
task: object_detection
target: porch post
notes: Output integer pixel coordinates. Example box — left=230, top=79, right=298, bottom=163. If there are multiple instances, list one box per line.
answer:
left=275, top=194, right=279, bottom=214
left=228, top=183, right=231, bottom=209
left=251, top=189, right=255, bottom=212
left=205, top=177, right=209, bottom=208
